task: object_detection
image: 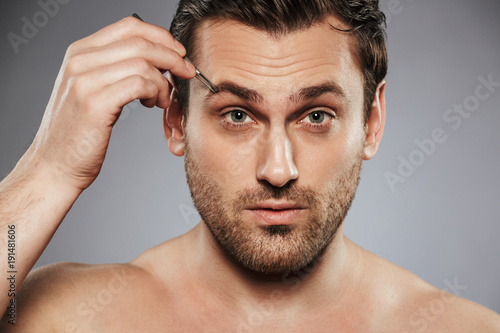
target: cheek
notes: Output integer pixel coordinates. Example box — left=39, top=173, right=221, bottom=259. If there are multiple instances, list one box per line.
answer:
left=295, top=140, right=343, bottom=188
left=186, top=120, right=258, bottom=191
left=294, top=126, right=363, bottom=190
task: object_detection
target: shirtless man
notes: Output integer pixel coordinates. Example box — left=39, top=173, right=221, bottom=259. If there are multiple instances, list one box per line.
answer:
left=1, top=0, right=499, bottom=331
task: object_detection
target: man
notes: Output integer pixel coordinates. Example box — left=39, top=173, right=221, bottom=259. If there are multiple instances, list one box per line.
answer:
left=1, top=0, right=499, bottom=331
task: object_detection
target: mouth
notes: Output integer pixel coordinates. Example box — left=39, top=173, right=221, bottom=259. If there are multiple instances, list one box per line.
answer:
left=246, top=201, right=306, bottom=226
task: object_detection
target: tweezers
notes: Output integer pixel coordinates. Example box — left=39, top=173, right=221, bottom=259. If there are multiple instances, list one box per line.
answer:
left=183, top=58, right=218, bottom=93
left=132, top=13, right=218, bottom=93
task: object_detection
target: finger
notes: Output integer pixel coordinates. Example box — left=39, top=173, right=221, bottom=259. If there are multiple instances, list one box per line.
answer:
left=71, top=58, right=172, bottom=110
left=66, top=36, right=196, bottom=80
left=91, top=75, right=161, bottom=122
left=71, top=16, right=186, bottom=58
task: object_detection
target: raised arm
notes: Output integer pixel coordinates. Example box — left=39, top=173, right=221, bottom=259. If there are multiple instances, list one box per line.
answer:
left=0, top=15, right=195, bottom=318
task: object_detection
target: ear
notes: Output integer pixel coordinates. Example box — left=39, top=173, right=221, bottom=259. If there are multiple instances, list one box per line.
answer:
left=363, top=80, right=386, bottom=160
left=163, top=74, right=186, bottom=157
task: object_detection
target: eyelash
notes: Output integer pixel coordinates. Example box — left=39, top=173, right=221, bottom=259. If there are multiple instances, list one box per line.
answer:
left=301, top=111, right=337, bottom=132
left=221, top=109, right=254, bottom=129
left=220, top=109, right=336, bottom=130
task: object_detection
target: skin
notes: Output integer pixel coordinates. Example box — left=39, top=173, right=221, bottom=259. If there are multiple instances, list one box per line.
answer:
left=1, top=15, right=499, bottom=333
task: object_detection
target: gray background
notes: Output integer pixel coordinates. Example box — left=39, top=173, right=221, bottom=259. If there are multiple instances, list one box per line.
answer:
left=1, top=0, right=499, bottom=313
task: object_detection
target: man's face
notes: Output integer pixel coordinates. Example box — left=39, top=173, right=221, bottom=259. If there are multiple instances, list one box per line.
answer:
left=182, top=16, right=367, bottom=274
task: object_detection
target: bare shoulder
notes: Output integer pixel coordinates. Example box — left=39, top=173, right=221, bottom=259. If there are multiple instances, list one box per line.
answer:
left=350, top=241, right=500, bottom=332
left=410, top=285, right=500, bottom=332
left=368, top=251, right=500, bottom=331
left=0, top=261, right=156, bottom=332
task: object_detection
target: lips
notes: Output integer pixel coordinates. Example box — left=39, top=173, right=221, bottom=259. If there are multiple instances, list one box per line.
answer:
left=246, top=201, right=306, bottom=225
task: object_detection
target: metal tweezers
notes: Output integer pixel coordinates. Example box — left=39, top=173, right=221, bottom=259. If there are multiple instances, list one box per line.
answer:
left=132, top=13, right=218, bottom=93
left=184, top=58, right=218, bottom=93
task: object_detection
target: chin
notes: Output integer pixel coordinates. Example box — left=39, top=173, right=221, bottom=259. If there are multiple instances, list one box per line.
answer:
left=212, top=222, right=337, bottom=277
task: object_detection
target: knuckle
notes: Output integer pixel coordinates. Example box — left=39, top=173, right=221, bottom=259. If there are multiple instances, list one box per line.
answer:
left=129, top=75, right=149, bottom=92
left=128, top=57, right=151, bottom=72
left=64, top=53, right=84, bottom=76
left=131, top=36, right=153, bottom=51
left=118, top=16, right=138, bottom=31
left=66, top=41, right=80, bottom=57
left=69, top=74, right=90, bottom=100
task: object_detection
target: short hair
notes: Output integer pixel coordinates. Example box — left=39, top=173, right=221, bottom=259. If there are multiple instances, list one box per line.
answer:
left=170, top=0, right=387, bottom=121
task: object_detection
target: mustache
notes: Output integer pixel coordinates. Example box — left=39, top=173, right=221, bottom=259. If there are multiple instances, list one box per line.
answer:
left=234, top=181, right=318, bottom=208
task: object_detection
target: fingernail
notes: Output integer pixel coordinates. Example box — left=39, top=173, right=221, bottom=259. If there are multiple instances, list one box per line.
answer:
left=185, top=60, right=196, bottom=74
left=175, top=40, right=186, bottom=55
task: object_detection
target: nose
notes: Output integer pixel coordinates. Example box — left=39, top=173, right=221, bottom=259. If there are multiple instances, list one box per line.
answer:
left=256, top=127, right=299, bottom=187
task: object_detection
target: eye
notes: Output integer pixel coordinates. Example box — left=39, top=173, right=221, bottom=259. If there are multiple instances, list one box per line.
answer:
left=301, top=111, right=334, bottom=124
left=223, top=109, right=253, bottom=124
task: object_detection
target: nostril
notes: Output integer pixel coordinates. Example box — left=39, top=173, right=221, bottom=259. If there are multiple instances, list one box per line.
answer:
left=255, top=133, right=298, bottom=188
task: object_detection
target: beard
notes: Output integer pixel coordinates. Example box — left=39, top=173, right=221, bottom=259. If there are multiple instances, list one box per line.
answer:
left=184, top=143, right=363, bottom=275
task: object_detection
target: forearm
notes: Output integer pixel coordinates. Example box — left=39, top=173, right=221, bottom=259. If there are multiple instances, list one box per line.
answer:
left=0, top=14, right=194, bottom=321
left=0, top=151, right=81, bottom=313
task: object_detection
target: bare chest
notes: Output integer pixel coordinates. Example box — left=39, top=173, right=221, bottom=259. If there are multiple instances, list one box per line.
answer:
left=58, top=299, right=419, bottom=333
left=56, top=281, right=431, bottom=333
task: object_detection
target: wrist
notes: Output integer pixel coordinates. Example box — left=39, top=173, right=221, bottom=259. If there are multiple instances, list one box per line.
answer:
left=12, top=148, right=84, bottom=201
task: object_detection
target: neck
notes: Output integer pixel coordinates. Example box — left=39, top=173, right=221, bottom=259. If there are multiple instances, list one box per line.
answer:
left=187, top=221, right=360, bottom=316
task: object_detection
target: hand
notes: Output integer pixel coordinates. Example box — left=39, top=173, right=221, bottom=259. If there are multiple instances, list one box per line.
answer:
left=24, top=16, right=195, bottom=191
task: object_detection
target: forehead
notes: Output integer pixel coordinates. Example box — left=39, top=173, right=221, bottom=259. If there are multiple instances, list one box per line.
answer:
left=190, top=16, right=363, bottom=107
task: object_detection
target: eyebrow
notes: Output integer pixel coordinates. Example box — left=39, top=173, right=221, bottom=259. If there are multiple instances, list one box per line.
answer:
left=209, top=81, right=264, bottom=104
left=291, top=81, right=347, bottom=103
left=205, top=80, right=347, bottom=104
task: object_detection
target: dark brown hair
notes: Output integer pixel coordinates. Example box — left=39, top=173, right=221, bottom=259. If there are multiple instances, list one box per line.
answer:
left=170, top=0, right=387, bottom=121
